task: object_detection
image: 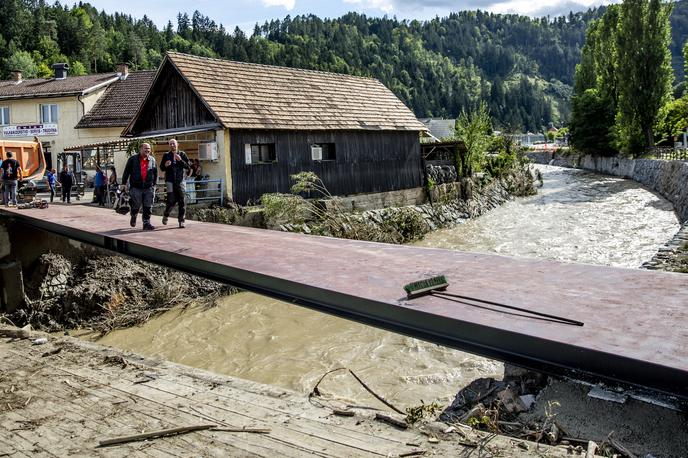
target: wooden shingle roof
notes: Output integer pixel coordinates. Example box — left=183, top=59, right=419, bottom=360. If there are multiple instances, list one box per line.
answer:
left=76, top=71, right=155, bottom=129
left=0, top=73, right=119, bottom=100
left=162, top=52, right=425, bottom=131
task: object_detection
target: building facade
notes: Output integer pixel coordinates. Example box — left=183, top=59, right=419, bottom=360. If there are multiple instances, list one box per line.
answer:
left=0, top=64, right=128, bottom=170
left=124, top=52, right=426, bottom=204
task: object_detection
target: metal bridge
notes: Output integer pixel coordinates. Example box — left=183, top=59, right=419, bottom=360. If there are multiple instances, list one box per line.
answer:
left=2, top=205, right=688, bottom=401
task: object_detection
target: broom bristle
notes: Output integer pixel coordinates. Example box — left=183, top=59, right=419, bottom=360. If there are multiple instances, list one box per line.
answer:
left=404, top=275, right=449, bottom=298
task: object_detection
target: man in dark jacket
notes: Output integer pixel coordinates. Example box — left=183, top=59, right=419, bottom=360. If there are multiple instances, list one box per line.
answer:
left=58, top=164, right=74, bottom=204
left=1, top=151, right=22, bottom=207
left=121, top=142, right=158, bottom=231
left=160, top=139, right=191, bottom=228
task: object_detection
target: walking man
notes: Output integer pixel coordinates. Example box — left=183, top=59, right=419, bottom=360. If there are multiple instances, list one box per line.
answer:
left=160, top=139, right=190, bottom=228
left=58, top=164, right=74, bottom=203
left=47, top=168, right=57, bottom=203
left=121, top=142, right=157, bottom=231
left=1, top=152, right=22, bottom=207
left=94, top=165, right=106, bottom=206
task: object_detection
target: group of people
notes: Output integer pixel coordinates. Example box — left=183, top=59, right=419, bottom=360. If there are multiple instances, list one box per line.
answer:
left=3, top=139, right=193, bottom=232
left=120, top=139, right=191, bottom=231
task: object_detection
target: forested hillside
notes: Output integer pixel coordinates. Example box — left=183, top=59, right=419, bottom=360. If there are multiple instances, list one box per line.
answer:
left=1, top=0, right=686, bottom=132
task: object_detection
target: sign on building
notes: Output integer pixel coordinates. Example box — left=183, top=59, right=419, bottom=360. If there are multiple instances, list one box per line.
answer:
left=2, top=124, right=58, bottom=138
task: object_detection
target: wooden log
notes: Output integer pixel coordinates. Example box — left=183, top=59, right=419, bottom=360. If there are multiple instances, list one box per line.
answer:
left=374, top=413, right=407, bottom=429
left=332, top=409, right=355, bottom=417
left=97, top=424, right=216, bottom=447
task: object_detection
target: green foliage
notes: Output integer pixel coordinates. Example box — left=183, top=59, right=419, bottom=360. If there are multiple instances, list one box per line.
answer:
left=655, top=97, right=688, bottom=142
left=261, top=193, right=309, bottom=226
left=405, top=401, right=442, bottom=425
left=70, top=60, right=87, bottom=76
left=382, top=208, right=429, bottom=243
left=571, top=0, right=673, bottom=156
left=455, top=102, right=492, bottom=176
left=615, top=0, right=673, bottom=153
left=0, top=1, right=606, bottom=130
left=570, top=88, right=616, bottom=155
left=5, top=50, right=37, bottom=78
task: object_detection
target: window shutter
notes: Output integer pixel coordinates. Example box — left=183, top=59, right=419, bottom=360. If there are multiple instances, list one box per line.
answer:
left=244, top=144, right=252, bottom=164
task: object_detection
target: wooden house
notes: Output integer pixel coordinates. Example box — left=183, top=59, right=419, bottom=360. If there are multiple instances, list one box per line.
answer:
left=124, top=52, right=426, bottom=204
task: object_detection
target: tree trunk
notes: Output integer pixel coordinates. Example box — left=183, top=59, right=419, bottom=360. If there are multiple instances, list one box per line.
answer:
left=646, top=127, right=655, bottom=148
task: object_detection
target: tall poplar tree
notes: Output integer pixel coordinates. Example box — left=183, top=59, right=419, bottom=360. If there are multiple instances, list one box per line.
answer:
left=615, top=0, right=673, bottom=152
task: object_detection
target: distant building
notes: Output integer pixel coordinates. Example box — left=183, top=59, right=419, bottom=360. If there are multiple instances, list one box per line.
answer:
left=124, top=52, right=427, bottom=204
left=419, top=118, right=455, bottom=141
left=0, top=64, right=124, bottom=169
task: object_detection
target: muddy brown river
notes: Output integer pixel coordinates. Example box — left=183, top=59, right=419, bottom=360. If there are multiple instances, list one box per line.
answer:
left=97, top=165, right=680, bottom=408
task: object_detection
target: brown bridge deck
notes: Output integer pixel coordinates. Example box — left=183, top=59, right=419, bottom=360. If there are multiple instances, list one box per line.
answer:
left=2, top=205, right=688, bottom=400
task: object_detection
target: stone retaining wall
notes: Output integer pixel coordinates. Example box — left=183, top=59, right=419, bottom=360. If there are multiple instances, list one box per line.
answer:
left=526, top=152, right=688, bottom=222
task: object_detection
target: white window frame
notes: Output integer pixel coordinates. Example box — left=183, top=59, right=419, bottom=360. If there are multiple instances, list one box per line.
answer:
left=0, top=106, right=9, bottom=126
left=39, top=104, right=59, bottom=124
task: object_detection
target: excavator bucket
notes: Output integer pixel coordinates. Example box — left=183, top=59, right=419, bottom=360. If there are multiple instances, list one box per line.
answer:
left=0, top=137, right=46, bottom=182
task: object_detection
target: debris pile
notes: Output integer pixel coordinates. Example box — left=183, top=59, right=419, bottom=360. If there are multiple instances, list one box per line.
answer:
left=6, top=252, right=238, bottom=333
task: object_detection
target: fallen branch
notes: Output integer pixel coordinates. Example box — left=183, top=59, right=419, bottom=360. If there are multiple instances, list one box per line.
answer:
left=349, top=369, right=404, bottom=415
left=375, top=413, right=407, bottom=429
left=0, top=329, right=31, bottom=339
left=399, top=451, right=426, bottom=457
left=97, top=424, right=216, bottom=447
left=211, top=427, right=270, bottom=434
left=332, top=409, right=355, bottom=417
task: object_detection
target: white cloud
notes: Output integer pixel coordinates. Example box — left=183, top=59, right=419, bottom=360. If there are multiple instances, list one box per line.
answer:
left=338, top=0, right=615, bottom=17
left=262, top=0, right=296, bottom=10
left=343, top=0, right=395, bottom=13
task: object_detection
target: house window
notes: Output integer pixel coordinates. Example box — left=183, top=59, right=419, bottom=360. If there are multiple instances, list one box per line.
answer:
left=0, top=107, right=9, bottom=125
left=311, top=143, right=336, bottom=161
left=40, top=104, right=58, bottom=123
left=245, top=143, right=276, bottom=164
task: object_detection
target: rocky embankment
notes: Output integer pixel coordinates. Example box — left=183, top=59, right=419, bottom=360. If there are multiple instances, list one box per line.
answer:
left=277, top=166, right=538, bottom=242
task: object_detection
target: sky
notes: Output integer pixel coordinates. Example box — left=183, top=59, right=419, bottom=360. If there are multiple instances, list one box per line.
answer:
left=84, top=0, right=617, bottom=33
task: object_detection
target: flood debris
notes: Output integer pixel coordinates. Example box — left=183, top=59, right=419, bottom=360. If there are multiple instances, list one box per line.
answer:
left=4, top=252, right=238, bottom=333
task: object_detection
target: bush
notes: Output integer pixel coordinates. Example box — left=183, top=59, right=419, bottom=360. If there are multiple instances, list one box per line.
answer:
left=261, top=193, right=309, bottom=227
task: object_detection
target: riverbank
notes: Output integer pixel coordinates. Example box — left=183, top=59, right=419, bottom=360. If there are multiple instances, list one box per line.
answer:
left=0, top=325, right=572, bottom=457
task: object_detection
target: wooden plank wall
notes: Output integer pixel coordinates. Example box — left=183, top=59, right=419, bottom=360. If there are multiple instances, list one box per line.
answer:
left=229, top=130, right=422, bottom=204
left=130, top=61, right=216, bottom=134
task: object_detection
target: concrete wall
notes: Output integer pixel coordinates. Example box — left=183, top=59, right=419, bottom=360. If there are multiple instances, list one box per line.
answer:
left=526, top=152, right=688, bottom=223
left=328, top=187, right=426, bottom=212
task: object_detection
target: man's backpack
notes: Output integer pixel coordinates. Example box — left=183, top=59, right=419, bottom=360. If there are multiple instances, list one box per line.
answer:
left=113, top=188, right=130, bottom=215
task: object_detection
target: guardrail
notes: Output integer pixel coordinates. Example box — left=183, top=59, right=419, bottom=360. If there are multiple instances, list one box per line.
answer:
left=644, top=147, right=688, bottom=161
left=104, top=179, right=224, bottom=207
left=155, top=179, right=224, bottom=206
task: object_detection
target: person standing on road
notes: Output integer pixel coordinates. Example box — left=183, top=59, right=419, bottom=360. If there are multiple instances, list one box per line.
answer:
left=47, top=168, right=57, bottom=203
left=160, top=139, right=190, bottom=228
left=94, top=165, right=106, bottom=206
left=1, top=151, right=22, bottom=207
left=121, top=142, right=158, bottom=231
left=58, top=164, right=74, bottom=203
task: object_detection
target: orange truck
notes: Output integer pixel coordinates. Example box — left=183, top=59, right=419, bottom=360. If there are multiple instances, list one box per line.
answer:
left=0, top=138, right=47, bottom=183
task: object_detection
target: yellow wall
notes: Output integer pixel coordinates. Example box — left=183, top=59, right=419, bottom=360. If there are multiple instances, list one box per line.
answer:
left=0, top=88, right=124, bottom=168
